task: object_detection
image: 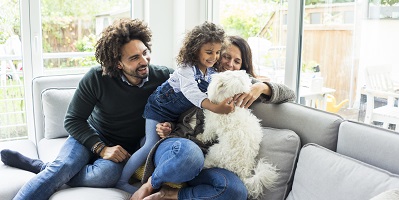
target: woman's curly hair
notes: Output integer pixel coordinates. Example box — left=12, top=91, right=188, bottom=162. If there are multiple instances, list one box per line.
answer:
left=176, top=21, right=225, bottom=67
left=95, top=18, right=152, bottom=77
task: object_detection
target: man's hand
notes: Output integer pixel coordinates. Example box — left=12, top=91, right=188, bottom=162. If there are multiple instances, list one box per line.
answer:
left=156, top=122, right=172, bottom=138
left=99, top=145, right=130, bottom=163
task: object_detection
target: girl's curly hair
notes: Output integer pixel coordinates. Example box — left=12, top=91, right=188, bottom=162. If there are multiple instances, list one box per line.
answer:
left=176, top=21, right=225, bottom=67
left=95, top=18, right=152, bottom=77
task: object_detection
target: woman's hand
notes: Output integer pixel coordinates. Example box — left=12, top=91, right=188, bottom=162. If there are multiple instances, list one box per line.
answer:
left=233, top=82, right=271, bottom=108
left=156, top=122, right=172, bottom=138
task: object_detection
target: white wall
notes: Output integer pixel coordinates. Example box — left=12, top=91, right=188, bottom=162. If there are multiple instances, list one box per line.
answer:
left=133, top=0, right=209, bottom=69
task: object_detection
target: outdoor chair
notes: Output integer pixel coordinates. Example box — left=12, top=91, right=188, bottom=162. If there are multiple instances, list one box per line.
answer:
left=364, top=64, right=399, bottom=131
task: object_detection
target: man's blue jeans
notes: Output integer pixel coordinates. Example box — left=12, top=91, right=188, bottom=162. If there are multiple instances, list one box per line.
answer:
left=13, top=136, right=124, bottom=200
left=152, top=138, right=248, bottom=200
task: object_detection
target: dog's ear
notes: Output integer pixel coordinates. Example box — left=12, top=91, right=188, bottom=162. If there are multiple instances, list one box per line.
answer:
left=217, top=82, right=227, bottom=94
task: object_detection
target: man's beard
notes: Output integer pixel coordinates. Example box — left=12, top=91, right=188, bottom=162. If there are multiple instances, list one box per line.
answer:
left=124, top=65, right=148, bottom=80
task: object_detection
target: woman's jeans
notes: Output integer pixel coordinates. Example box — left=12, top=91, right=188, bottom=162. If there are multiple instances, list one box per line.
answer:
left=152, top=138, right=248, bottom=200
left=13, top=136, right=124, bottom=200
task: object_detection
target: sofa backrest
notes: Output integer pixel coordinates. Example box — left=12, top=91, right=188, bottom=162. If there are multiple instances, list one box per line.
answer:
left=32, top=74, right=84, bottom=145
left=250, top=102, right=344, bottom=151
left=337, top=120, right=399, bottom=175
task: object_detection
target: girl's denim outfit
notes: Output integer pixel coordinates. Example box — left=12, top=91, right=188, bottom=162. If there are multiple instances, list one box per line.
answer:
left=144, top=66, right=213, bottom=122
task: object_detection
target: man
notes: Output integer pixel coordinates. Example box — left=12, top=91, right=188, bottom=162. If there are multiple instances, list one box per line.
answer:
left=1, top=18, right=173, bottom=200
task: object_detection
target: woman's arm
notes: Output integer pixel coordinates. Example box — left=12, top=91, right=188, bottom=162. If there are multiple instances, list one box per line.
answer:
left=233, top=80, right=296, bottom=108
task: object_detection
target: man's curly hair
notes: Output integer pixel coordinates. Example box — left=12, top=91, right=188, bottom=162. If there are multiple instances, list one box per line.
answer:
left=95, top=18, right=152, bottom=77
left=176, top=21, right=225, bottom=67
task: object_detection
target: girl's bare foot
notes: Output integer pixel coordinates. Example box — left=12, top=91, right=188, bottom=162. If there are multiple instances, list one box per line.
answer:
left=130, top=176, right=155, bottom=200
left=143, top=186, right=179, bottom=200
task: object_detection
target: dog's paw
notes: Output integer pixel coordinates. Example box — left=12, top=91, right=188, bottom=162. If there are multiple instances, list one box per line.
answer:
left=196, top=133, right=206, bottom=142
left=196, top=131, right=216, bottom=143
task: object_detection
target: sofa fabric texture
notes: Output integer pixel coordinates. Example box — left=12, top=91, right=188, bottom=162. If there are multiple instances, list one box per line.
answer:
left=287, top=144, right=399, bottom=200
left=2, top=74, right=399, bottom=200
left=337, top=120, right=399, bottom=175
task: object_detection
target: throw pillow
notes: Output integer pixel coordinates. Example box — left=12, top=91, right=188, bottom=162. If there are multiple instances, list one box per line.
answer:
left=41, top=88, right=76, bottom=139
left=286, top=143, right=399, bottom=200
left=256, top=127, right=301, bottom=200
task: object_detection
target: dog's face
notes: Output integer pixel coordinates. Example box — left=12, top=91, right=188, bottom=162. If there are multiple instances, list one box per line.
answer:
left=208, top=70, right=251, bottom=104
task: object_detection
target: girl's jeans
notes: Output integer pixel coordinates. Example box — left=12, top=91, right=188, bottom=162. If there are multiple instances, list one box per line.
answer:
left=13, top=136, right=124, bottom=200
left=152, top=137, right=248, bottom=200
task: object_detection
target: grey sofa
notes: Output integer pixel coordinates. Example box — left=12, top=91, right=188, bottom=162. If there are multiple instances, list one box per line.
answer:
left=1, top=74, right=399, bottom=200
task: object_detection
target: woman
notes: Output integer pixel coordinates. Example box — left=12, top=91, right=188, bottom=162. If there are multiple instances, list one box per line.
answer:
left=218, top=35, right=256, bottom=77
left=216, top=35, right=295, bottom=108
left=134, top=36, right=296, bottom=200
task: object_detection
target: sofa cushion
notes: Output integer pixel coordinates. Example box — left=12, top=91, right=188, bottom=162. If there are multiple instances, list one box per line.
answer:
left=251, top=102, right=343, bottom=151
left=257, top=127, right=300, bottom=200
left=337, top=120, right=399, bottom=175
left=370, top=189, right=399, bottom=200
left=0, top=140, right=38, bottom=159
left=286, top=143, right=399, bottom=200
left=0, top=140, right=38, bottom=200
left=38, top=138, right=67, bottom=162
left=41, top=88, right=76, bottom=139
left=49, top=187, right=131, bottom=200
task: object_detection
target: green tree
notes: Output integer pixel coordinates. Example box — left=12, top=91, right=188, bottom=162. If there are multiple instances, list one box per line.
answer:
left=0, top=0, right=20, bottom=44
left=220, top=0, right=278, bottom=39
left=40, top=0, right=130, bottom=53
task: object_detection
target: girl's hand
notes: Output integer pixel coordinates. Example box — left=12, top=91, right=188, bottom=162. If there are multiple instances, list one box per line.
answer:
left=156, top=122, right=172, bottom=138
left=201, top=98, right=235, bottom=114
left=214, top=97, right=235, bottom=114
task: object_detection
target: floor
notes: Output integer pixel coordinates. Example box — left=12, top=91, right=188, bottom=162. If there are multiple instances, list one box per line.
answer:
left=337, top=107, right=397, bottom=131
left=337, top=108, right=361, bottom=121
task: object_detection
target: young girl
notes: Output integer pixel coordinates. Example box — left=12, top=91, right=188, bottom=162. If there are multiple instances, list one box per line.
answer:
left=116, top=21, right=234, bottom=193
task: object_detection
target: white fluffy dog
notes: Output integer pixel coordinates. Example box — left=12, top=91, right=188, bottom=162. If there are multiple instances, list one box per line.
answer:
left=196, top=70, right=278, bottom=199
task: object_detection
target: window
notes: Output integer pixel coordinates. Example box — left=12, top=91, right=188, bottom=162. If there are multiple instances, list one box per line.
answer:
left=0, top=0, right=131, bottom=141
left=0, top=0, right=24, bottom=140
left=217, top=0, right=399, bottom=131
left=40, top=0, right=131, bottom=75
left=218, top=0, right=289, bottom=83
left=300, top=0, right=399, bottom=131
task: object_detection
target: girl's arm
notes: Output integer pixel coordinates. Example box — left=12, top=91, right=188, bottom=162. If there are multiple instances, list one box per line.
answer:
left=201, top=98, right=235, bottom=114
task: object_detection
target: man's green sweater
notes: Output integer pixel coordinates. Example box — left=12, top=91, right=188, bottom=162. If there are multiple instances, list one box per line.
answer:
left=64, top=65, right=173, bottom=154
